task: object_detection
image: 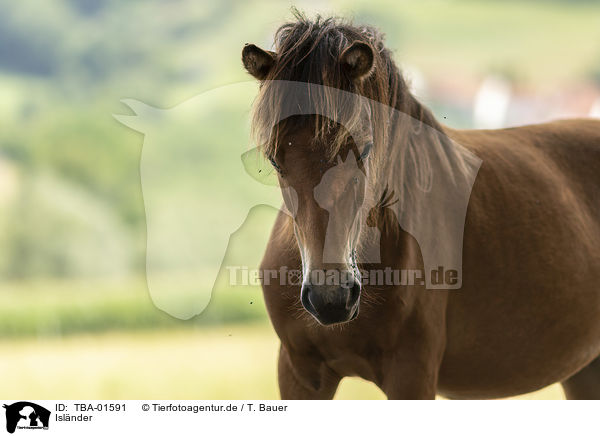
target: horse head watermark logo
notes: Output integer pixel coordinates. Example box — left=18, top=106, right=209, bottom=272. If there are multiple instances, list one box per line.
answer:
left=3, top=402, right=50, bottom=434
left=115, top=80, right=481, bottom=320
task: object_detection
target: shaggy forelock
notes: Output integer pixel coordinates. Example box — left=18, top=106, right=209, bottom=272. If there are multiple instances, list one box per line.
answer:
left=251, top=11, right=399, bottom=160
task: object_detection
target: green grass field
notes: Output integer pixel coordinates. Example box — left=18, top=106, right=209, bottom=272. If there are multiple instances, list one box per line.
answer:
left=0, top=323, right=565, bottom=400
left=0, top=280, right=566, bottom=399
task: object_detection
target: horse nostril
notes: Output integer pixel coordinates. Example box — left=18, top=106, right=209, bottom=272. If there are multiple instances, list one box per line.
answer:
left=301, top=284, right=314, bottom=311
left=348, top=280, right=361, bottom=307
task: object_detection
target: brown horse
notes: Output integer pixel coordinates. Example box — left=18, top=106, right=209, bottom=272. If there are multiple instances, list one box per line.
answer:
left=242, top=14, right=600, bottom=399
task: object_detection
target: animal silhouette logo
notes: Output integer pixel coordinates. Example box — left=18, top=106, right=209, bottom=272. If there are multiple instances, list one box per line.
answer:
left=114, top=82, right=285, bottom=320
left=3, top=402, right=50, bottom=434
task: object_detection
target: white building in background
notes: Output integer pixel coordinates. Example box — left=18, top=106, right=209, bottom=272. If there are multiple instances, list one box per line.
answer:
left=402, top=64, right=428, bottom=99
left=590, top=96, right=600, bottom=118
left=473, top=75, right=512, bottom=129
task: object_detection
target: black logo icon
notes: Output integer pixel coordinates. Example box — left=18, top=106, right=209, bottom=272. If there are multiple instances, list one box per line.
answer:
left=3, top=402, right=50, bottom=434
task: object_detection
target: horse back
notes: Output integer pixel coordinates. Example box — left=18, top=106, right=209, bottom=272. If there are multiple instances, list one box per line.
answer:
left=439, top=119, right=600, bottom=398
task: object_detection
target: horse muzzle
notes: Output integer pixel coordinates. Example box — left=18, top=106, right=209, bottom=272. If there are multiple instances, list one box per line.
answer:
left=300, top=280, right=361, bottom=325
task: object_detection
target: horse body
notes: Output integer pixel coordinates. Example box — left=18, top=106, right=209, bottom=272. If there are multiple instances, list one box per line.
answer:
left=245, top=14, right=600, bottom=399
left=440, top=120, right=600, bottom=398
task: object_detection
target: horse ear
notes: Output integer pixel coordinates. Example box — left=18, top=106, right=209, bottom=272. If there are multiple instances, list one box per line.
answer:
left=242, top=44, right=276, bottom=80
left=340, top=41, right=374, bottom=80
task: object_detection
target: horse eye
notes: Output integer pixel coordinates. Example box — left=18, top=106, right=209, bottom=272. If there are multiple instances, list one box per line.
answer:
left=269, top=156, right=282, bottom=173
left=360, top=142, right=373, bottom=160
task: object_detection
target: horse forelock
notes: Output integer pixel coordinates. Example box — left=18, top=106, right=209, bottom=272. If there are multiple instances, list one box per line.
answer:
left=251, top=11, right=397, bottom=161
